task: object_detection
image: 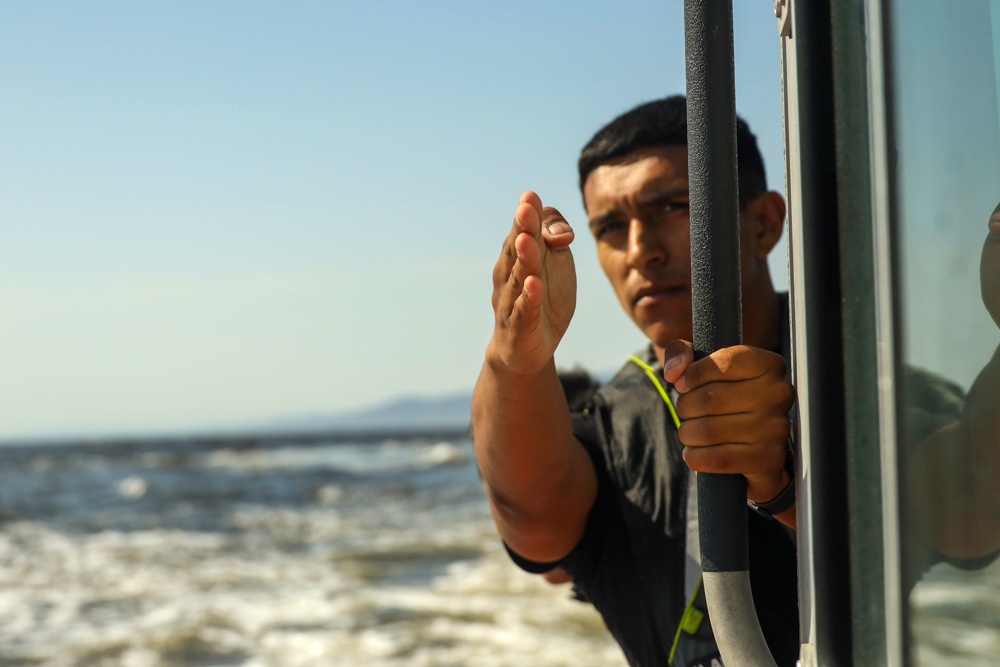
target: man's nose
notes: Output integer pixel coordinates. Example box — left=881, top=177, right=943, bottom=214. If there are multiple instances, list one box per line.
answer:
left=625, top=218, right=667, bottom=269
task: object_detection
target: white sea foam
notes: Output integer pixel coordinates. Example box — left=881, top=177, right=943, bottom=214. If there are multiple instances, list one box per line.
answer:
left=0, top=525, right=618, bottom=666
left=419, top=441, right=469, bottom=467
left=5, top=437, right=999, bottom=665
left=117, top=476, right=149, bottom=499
left=0, top=439, right=622, bottom=666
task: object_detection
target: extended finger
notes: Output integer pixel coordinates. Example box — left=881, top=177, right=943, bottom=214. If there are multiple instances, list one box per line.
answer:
left=507, top=202, right=544, bottom=285
left=495, top=193, right=543, bottom=274
left=674, top=345, right=786, bottom=393
left=504, top=231, right=545, bottom=329
left=493, top=196, right=539, bottom=290
left=508, top=273, right=544, bottom=333
left=521, top=190, right=544, bottom=218
left=675, top=375, right=795, bottom=420
left=493, top=202, right=542, bottom=314
left=514, top=230, right=542, bottom=273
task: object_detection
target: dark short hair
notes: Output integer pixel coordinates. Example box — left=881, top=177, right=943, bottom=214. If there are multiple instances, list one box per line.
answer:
left=578, top=95, right=768, bottom=207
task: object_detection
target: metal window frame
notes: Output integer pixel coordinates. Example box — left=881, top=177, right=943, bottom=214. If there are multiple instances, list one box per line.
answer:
left=781, top=0, right=907, bottom=663
left=865, top=0, right=908, bottom=663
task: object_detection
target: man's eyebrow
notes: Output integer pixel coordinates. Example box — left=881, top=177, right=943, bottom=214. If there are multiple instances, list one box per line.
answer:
left=638, top=187, right=690, bottom=206
left=588, top=210, right=618, bottom=230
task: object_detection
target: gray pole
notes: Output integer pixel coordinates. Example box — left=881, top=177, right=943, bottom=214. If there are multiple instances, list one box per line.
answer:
left=684, top=1, right=776, bottom=664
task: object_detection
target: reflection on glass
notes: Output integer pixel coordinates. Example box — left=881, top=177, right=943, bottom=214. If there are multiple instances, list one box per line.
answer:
left=891, top=1, right=1000, bottom=663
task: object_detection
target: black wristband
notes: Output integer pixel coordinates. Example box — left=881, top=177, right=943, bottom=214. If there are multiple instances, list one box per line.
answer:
left=747, top=476, right=796, bottom=520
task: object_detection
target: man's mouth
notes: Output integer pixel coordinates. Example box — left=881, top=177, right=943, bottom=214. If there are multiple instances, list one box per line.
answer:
left=633, top=284, right=687, bottom=307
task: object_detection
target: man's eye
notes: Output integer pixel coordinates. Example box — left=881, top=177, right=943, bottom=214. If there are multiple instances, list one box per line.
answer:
left=656, top=201, right=690, bottom=217
left=596, top=221, right=625, bottom=239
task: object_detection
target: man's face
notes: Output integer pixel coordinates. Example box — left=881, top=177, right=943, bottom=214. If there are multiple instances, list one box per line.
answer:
left=583, top=145, right=696, bottom=349
left=584, top=145, right=772, bottom=352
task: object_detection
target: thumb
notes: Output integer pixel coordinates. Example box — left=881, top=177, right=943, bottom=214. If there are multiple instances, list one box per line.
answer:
left=541, top=206, right=575, bottom=248
left=662, top=340, right=695, bottom=389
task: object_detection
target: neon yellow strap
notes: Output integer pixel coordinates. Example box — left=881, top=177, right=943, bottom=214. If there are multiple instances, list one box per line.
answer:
left=628, top=354, right=695, bottom=665
left=627, top=355, right=681, bottom=429
left=668, top=576, right=705, bottom=665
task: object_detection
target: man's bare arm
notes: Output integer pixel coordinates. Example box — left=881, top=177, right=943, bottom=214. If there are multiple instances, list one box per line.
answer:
left=472, top=191, right=597, bottom=564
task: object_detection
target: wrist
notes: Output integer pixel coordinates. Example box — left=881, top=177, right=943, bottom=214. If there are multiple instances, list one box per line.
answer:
left=745, top=468, right=790, bottom=505
left=747, top=471, right=796, bottom=520
left=484, top=346, right=554, bottom=384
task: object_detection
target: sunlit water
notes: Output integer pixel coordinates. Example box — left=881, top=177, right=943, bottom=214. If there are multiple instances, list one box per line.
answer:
left=0, top=438, right=620, bottom=667
left=2, top=437, right=997, bottom=666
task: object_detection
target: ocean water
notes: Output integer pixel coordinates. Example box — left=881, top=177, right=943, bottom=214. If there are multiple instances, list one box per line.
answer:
left=0, top=437, right=620, bottom=667
left=2, top=436, right=998, bottom=666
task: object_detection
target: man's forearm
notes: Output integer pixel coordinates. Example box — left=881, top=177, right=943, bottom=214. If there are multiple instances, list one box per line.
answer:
left=472, top=356, right=579, bottom=516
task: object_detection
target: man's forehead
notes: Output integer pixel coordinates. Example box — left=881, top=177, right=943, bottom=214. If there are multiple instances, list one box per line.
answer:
left=583, top=145, right=689, bottom=213
left=598, top=144, right=688, bottom=169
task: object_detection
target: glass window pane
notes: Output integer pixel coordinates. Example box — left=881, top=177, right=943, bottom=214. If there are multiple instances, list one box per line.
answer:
left=889, top=1, right=1000, bottom=663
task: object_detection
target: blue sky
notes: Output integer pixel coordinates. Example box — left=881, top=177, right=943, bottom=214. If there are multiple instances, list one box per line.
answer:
left=0, top=2, right=788, bottom=439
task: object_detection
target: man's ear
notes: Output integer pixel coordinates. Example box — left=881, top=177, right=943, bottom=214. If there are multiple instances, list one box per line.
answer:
left=748, top=191, right=786, bottom=259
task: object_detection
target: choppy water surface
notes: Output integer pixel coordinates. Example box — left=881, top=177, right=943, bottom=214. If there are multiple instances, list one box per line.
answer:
left=3, top=437, right=998, bottom=666
left=0, top=438, right=620, bottom=667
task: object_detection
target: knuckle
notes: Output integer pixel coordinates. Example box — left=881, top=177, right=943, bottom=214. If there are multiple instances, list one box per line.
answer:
left=503, top=237, right=516, bottom=258
left=675, top=394, right=695, bottom=420
left=782, top=382, right=797, bottom=407
left=678, top=421, right=701, bottom=447
left=685, top=446, right=729, bottom=474
left=492, top=263, right=504, bottom=289
left=713, top=350, right=734, bottom=375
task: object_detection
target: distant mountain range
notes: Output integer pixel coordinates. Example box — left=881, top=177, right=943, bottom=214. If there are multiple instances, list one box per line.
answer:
left=260, top=390, right=474, bottom=433
left=261, top=362, right=618, bottom=435
left=0, top=391, right=476, bottom=448
left=2, top=368, right=622, bottom=445
left=260, top=363, right=618, bottom=434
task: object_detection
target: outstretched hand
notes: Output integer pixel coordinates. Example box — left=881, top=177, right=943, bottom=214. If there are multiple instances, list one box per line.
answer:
left=487, top=191, right=577, bottom=376
left=662, top=340, right=795, bottom=504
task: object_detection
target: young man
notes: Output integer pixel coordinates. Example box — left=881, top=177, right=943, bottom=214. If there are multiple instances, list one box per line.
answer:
left=472, top=96, right=799, bottom=666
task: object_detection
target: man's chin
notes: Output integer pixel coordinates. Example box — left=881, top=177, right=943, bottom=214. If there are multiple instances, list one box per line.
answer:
left=639, top=320, right=693, bottom=351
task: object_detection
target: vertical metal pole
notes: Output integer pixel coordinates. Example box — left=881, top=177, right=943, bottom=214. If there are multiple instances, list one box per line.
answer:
left=684, top=1, right=776, bottom=664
